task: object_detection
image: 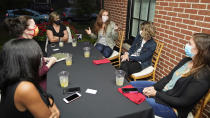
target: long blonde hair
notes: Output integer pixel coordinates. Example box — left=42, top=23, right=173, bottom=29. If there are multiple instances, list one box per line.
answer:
left=182, top=33, right=210, bottom=78
left=93, top=9, right=110, bottom=34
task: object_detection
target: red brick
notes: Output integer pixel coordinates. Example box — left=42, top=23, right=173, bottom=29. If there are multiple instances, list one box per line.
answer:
left=161, top=24, right=170, bottom=29
left=201, top=0, right=210, bottom=3
left=164, top=7, right=173, bottom=11
left=178, top=13, right=189, bottom=18
left=178, top=48, right=185, bottom=54
left=179, top=3, right=192, bottom=8
left=170, top=26, right=181, bottom=32
left=176, top=0, right=186, bottom=2
left=170, top=58, right=179, bottom=65
left=196, top=22, right=210, bottom=28
left=173, top=8, right=184, bottom=12
left=160, top=2, right=169, bottom=6
left=164, top=38, right=173, bottom=44
left=169, top=3, right=179, bottom=7
left=198, top=10, right=210, bottom=16
left=208, top=5, right=210, bottom=10
left=171, top=50, right=182, bottom=57
left=202, top=29, right=210, bottom=34
left=190, top=15, right=204, bottom=21
left=156, top=6, right=164, bottom=10
left=172, top=17, right=183, bottom=22
left=168, top=12, right=178, bottom=17
left=181, top=29, right=193, bottom=36
left=174, top=32, right=185, bottom=39
left=165, top=30, right=174, bottom=36
left=155, top=14, right=163, bottom=19
left=158, top=19, right=166, bottom=24
left=166, top=21, right=175, bottom=26
left=185, top=9, right=198, bottom=14
left=163, top=16, right=172, bottom=20
left=188, top=26, right=202, bottom=32
left=186, top=0, right=200, bottom=2
left=183, top=19, right=195, bottom=25
left=169, top=36, right=179, bottom=42
left=204, top=17, right=210, bottom=22
left=192, top=4, right=207, bottom=9
left=159, top=10, right=167, bottom=15
left=176, top=23, right=188, bottom=29
left=165, top=60, right=174, bottom=68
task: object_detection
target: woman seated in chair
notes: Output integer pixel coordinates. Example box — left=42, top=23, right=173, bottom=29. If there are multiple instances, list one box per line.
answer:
left=4, top=16, right=57, bottom=90
left=130, top=33, right=210, bottom=118
left=85, top=9, right=118, bottom=58
left=0, top=39, right=60, bottom=118
left=46, top=11, right=68, bottom=43
left=120, top=21, right=157, bottom=77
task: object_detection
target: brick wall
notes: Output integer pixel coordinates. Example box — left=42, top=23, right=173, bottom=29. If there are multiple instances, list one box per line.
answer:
left=104, top=0, right=210, bottom=117
left=104, top=0, right=128, bottom=33
left=154, top=0, right=210, bottom=117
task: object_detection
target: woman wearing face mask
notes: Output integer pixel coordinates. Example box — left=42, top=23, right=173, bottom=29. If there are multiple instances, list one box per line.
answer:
left=4, top=16, right=57, bottom=90
left=47, top=11, right=68, bottom=43
left=129, top=33, right=210, bottom=118
left=120, top=21, right=157, bottom=77
left=85, top=9, right=118, bottom=58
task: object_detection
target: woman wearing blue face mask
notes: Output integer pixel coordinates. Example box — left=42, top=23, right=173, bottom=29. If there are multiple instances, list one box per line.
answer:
left=129, top=33, right=210, bottom=118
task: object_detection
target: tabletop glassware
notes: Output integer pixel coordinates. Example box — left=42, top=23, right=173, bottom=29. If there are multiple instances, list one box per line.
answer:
left=66, top=53, right=72, bottom=66
left=59, top=41, right=64, bottom=47
left=83, top=47, right=90, bottom=58
left=115, top=70, right=125, bottom=86
left=58, top=71, right=69, bottom=88
left=72, top=38, right=77, bottom=47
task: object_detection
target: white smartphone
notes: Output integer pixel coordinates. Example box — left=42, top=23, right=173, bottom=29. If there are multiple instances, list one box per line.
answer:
left=63, top=92, right=81, bottom=103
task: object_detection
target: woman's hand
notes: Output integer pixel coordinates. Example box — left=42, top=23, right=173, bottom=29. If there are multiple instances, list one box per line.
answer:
left=121, top=52, right=129, bottom=62
left=49, top=99, right=60, bottom=118
left=143, top=86, right=157, bottom=97
left=85, top=27, right=92, bottom=35
left=46, top=57, right=57, bottom=69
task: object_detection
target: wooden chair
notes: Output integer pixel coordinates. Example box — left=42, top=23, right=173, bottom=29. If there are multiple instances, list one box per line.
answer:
left=130, top=41, right=164, bottom=81
left=193, top=90, right=210, bottom=118
left=108, top=31, right=125, bottom=67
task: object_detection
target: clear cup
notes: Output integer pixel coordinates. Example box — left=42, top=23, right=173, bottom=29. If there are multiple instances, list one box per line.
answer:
left=115, top=70, right=125, bottom=86
left=58, top=71, right=69, bottom=88
left=66, top=53, right=72, bottom=66
left=83, top=47, right=90, bottom=58
left=72, top=38, right=77, bottom=47
left=59, top=41, right=64, bottom=47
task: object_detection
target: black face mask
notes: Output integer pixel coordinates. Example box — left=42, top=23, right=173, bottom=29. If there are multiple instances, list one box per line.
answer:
left=54, top=20, right=61, bottom=25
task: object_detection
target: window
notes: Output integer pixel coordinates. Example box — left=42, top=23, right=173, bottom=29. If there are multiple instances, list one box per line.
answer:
left=126, top=0, right=156, bottom=44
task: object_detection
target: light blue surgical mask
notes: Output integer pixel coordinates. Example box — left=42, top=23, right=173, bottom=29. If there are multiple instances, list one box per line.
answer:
left=185, top=44, right=194, bottom=58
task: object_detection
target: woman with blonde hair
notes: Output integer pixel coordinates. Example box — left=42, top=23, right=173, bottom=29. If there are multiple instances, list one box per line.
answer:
left=120, top=21, right=157, bottom=76
left=47, top=11, right=68, bottom=43
left=130, top=33, right=210, bottom=118
left=85, top=9, right=118, bottom=58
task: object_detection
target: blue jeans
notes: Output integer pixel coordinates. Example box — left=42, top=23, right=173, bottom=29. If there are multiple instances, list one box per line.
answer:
left=95, top=43, right=113, bottom=58
left=130, top=81, right=177, bottom=118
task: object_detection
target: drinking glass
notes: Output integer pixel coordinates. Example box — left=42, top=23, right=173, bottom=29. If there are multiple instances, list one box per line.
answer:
left=58, top=71, right=69, bottom=88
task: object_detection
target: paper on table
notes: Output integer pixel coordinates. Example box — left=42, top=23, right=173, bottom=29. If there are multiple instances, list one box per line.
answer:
left=85, top=88, right=97, bottom=94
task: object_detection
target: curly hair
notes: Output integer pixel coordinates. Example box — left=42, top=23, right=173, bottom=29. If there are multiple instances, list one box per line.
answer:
left=4, top=16, right=32, bottom=38
left=140, top=21, right=156, bottom=41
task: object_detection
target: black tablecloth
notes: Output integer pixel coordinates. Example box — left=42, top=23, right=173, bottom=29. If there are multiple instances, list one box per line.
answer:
left=47, top=42, right=154, bottom=118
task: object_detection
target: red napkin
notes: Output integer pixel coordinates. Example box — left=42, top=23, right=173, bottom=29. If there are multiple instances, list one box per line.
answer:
left=118, top=85, right=146, bottom=104
left=92, top=58, right=111, bottom=65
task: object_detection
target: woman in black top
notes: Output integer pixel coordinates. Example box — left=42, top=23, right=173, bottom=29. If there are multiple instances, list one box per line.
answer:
left=47, top=11, right=68, bottom=43
left=130, top=33, right=210, bottom=118
left=0, top=39, right=60, bottom=118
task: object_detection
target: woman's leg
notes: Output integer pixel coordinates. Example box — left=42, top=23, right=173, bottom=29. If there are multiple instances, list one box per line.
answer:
left=103, top=46, right=113, bottom=58
left=95, top=43, right=105, bottom=53
left=146, top=98, right=177, bottom=118
left=130, top=81, right=156, bottom=92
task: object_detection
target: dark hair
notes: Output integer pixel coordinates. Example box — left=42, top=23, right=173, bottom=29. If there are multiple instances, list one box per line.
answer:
left=93, top=9, right=110, bottom=34
left=4, top=16, right=32, bottom=38
left=0, top=39, right=43, bottom=92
